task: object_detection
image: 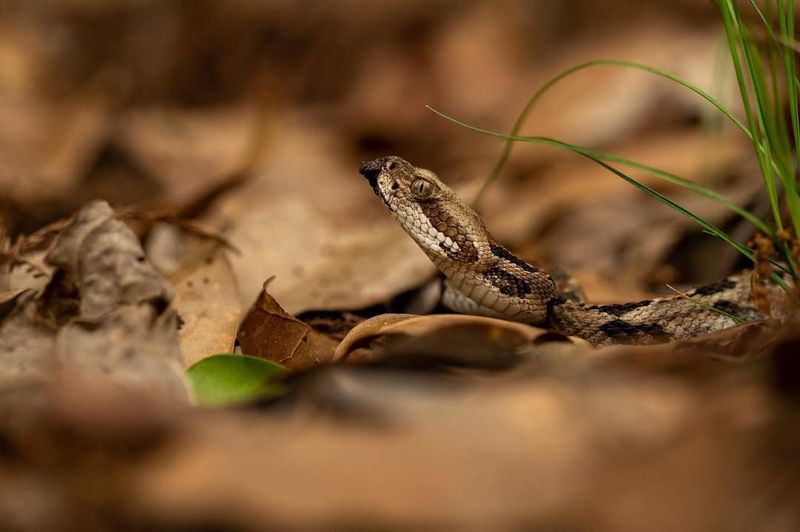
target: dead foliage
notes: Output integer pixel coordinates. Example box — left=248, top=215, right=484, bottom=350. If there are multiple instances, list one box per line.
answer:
left=1, top=1, right=800, bottom=531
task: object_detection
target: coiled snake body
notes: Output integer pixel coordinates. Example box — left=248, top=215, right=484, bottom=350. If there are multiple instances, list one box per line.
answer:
left=360, top=155, right=768, bottom=346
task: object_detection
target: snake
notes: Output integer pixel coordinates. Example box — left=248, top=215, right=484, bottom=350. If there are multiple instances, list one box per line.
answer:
left=359, top=155, right=772, bottom=346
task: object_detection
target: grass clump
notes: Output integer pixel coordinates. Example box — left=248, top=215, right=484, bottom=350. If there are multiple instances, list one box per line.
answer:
left=431, top=0, right=800, bottom=292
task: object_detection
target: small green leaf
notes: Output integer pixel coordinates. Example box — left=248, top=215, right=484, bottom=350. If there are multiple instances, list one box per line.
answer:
left=187, top=354, right=286, bottom=407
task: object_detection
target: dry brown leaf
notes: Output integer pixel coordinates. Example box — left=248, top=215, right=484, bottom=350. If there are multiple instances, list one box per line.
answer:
left=171, top=248, right=243, bottom=367
left=335, top=313, right=590, bottom=362
left=226, top=199, right=435, bottom=315
left=0, top=201, right=188, bottom=402
left=237, top=279, right=338, bottom=369
left=1, top=4, right=799, bottom=531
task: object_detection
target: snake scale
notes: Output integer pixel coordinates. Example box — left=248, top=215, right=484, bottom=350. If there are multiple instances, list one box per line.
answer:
left=360, top=155, right=770, bottom=346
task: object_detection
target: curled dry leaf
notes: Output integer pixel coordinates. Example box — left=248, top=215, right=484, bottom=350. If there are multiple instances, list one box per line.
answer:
left=237, top=279, right=338, bottom=370
left=335, top=313, right=590, bottom=363
left=171, top=248, right=243, bottom=367
left=0, top=200, right=188, bottom=402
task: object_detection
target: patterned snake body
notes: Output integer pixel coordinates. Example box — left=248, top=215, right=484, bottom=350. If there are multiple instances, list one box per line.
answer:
left=360, top=155, right=768, bottom=346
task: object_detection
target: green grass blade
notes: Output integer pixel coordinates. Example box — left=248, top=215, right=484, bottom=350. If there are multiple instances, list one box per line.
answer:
left=725, top=0, right=800, bottom=276
left=779, top=0, right=800, bottom=161
left=471, top=59, right=754, bottom=209
left=428, top=106, right=771, bottom=234
left=718, top=0, right=800, bottom=278
left=747, top=0, right=794, bottom=164
left=578, top=148, right=772, bottom=234
left=428, top=107, right=753, bottom=257
left=720, top=2, right=759, bottom=141
left=586, top=158, right=754, bottom=260
left=427, top=107, right=792, bottom=289
left=778, top=0, right=800, bottom=241
left=665, top=284, right=745, bottom=323
left=721, top=2, right=788, bottom=229
left=593, top=157, right=789, bottom=289
left=436, top=0, right=800, bottom=286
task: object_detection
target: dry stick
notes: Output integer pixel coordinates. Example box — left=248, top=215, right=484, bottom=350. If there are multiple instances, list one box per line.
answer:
left=116, top=209, right=240, bottom=254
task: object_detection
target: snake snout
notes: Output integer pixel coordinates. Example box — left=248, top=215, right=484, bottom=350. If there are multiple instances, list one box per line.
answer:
left=359, top=158, right=384, bottom=189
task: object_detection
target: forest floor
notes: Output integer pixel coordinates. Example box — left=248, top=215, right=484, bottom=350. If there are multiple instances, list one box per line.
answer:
left=1, top=1, right=799, bottom=530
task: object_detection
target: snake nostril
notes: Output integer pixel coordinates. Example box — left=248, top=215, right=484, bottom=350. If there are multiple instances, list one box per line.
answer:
left=359, top=159, right=383, bottom=189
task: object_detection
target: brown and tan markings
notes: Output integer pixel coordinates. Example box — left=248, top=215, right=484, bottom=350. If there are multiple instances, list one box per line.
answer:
left=420, top=201, right=479, bottom=263
left=359, top=155, right=779, bottom=346
left=490, top=243, right=540, bottom=273
left=483, top=266, right=532, bottom=297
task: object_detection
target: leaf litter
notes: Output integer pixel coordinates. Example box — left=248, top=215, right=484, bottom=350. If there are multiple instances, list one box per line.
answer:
left=1, top=2, right=800, bottom=531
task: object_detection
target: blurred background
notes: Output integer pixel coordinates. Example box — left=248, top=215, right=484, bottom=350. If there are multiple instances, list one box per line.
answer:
left=5, top=4, right=800, bottom=531
left=0, top=0, right=762, bottom=311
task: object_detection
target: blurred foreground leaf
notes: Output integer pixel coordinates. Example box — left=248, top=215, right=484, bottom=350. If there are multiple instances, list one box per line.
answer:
left=187, top=354, right=286, bottom=406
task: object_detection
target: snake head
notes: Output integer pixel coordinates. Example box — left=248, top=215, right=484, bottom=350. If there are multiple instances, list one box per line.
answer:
left=360, top=155, right=487, bottom=264
left=359, top=155, right=448, bottom=210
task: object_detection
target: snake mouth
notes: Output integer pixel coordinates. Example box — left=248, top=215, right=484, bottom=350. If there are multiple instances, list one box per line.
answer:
left=359, top=158, right=394, bottom=208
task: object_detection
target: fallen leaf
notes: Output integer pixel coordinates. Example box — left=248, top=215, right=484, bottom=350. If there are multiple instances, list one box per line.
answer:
left=186, top=354, right=286, bottom=407
left=231, top=200, right=435, bottom=315
left=237, top=279, right=338, bottom=369
left=0, top=200, right=188, bottom=402
left=335, top=313, right=590, bottom=363
left=171, top=247, right=243, bottom=367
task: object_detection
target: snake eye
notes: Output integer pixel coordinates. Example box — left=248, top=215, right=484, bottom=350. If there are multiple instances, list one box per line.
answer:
left=385, top=160, right=397, bottom=171
left=411, top=178, right=433, bottom=198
